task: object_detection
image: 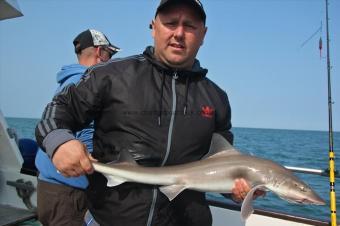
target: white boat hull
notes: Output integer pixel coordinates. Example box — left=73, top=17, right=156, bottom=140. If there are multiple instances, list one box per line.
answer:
left=0, top=110, right=37, bottom=216
left=209, top=199, right=329, bottom=226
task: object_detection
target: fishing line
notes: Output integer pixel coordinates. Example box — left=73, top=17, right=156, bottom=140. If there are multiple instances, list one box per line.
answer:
left=300, top=22, right=322, bottom=48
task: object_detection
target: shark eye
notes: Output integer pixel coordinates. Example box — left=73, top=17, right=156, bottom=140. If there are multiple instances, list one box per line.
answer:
left=296, top=184, right=307, bottom=192
left=294, top=183, right=306, bottom=192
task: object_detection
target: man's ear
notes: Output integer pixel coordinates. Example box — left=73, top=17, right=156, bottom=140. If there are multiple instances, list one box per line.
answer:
left=95, top=46, right=101, bottom=57
left=151, top=20, right=156, bottom=38
left=96, top=47, right=105, bottom=63
left=201, top=26, right=208, bottom=46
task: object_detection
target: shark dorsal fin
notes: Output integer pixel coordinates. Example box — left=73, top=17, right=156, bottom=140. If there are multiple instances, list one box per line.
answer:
left=117, top=149, right=138, bottom=165
left=204, top=133, right=241, bottom=159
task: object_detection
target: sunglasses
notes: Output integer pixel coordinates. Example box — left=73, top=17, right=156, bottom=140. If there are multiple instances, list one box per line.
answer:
left=98, top=46, right=117, bottom=59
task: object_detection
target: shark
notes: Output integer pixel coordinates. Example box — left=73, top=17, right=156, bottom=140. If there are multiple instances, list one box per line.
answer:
left=92, top=133, right=325, bottom=220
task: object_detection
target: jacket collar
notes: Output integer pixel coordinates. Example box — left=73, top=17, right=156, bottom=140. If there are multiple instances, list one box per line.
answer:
left=143, top=46, right=208, bottom=79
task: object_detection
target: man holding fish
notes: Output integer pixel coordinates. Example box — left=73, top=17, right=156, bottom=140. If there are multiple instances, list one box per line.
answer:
left=35, top=0, right=266, bottom=225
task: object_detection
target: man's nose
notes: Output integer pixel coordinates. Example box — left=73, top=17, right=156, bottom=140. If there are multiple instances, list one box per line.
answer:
left=173, top=25, right=184, bottom=39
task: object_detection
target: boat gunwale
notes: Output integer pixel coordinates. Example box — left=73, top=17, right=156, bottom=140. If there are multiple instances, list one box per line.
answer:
left=207, top=198, right=330, bottom=226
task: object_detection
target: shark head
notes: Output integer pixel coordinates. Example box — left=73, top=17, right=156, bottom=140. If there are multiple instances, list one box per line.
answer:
left=273, top=175, right=326, bottom=205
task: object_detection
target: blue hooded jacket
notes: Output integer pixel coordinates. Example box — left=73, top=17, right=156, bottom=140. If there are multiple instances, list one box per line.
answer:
left=35, top=64, right=92, bottom=188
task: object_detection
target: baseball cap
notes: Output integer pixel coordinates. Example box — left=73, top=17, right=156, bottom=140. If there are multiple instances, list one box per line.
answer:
left=155, top=0, right=206, bottom=24
left=73, top=29, right=121, bottom=54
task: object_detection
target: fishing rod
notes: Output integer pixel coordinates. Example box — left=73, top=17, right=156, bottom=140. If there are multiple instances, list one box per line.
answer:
left=324, top=0, right=337, bottom=225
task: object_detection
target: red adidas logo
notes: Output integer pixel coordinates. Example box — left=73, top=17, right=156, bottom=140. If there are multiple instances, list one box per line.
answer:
left=201, top=106, right=214, bottom=118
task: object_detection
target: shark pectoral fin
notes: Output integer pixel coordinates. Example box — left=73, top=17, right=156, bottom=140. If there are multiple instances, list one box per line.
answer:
left=159, top=185, right=186, bottom=201
left=103, top=173, right=127, bottom=187
left=240, top=184, right=266, bottom=221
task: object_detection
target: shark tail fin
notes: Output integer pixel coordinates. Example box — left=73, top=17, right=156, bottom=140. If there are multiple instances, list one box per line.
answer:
left=104, top=173, right=127, bottom=187
left=97, top=150, right=138, bottom=187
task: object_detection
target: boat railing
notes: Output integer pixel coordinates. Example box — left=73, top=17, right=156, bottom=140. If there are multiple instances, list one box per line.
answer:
left=285, top=166, right=340, bottom=178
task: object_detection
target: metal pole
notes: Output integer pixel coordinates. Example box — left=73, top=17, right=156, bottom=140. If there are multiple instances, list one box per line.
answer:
left=325, top=0, right=337, bottom=225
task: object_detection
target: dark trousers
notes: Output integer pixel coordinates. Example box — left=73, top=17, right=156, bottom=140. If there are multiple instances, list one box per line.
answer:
left=37, top=179, right=87, bottom=226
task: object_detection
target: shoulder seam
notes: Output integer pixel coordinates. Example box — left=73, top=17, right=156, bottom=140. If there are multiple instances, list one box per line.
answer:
left=86, top=55, right=145, bottom=75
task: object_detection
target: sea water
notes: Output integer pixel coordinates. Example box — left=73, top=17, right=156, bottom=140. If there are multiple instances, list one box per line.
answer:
left=6, top=117, right=340, bottom=222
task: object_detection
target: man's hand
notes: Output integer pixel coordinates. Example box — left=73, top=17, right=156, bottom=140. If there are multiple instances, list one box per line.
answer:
left=231, top=178, right=265, bottom=203
left=52, top=139, right=94, bottom=177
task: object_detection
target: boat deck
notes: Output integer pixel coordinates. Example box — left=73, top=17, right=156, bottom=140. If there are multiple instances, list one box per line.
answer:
left=0, top=204, right=36, bottom=226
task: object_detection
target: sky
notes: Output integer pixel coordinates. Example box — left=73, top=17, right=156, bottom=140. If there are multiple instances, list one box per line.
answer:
left=0, top=0, right=339, bottom=132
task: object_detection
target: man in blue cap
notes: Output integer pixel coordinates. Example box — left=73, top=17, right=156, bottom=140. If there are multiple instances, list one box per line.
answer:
left=35, top=29, right=120, bottom=226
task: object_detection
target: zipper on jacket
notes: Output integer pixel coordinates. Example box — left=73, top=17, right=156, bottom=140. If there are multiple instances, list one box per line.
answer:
left=146, top=71, right=178, bottom=226
left=161, top=72, right=177, bottom=166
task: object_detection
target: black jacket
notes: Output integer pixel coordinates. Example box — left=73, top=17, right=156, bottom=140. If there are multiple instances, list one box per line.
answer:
left=36, top=46, right=233, bottom=226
